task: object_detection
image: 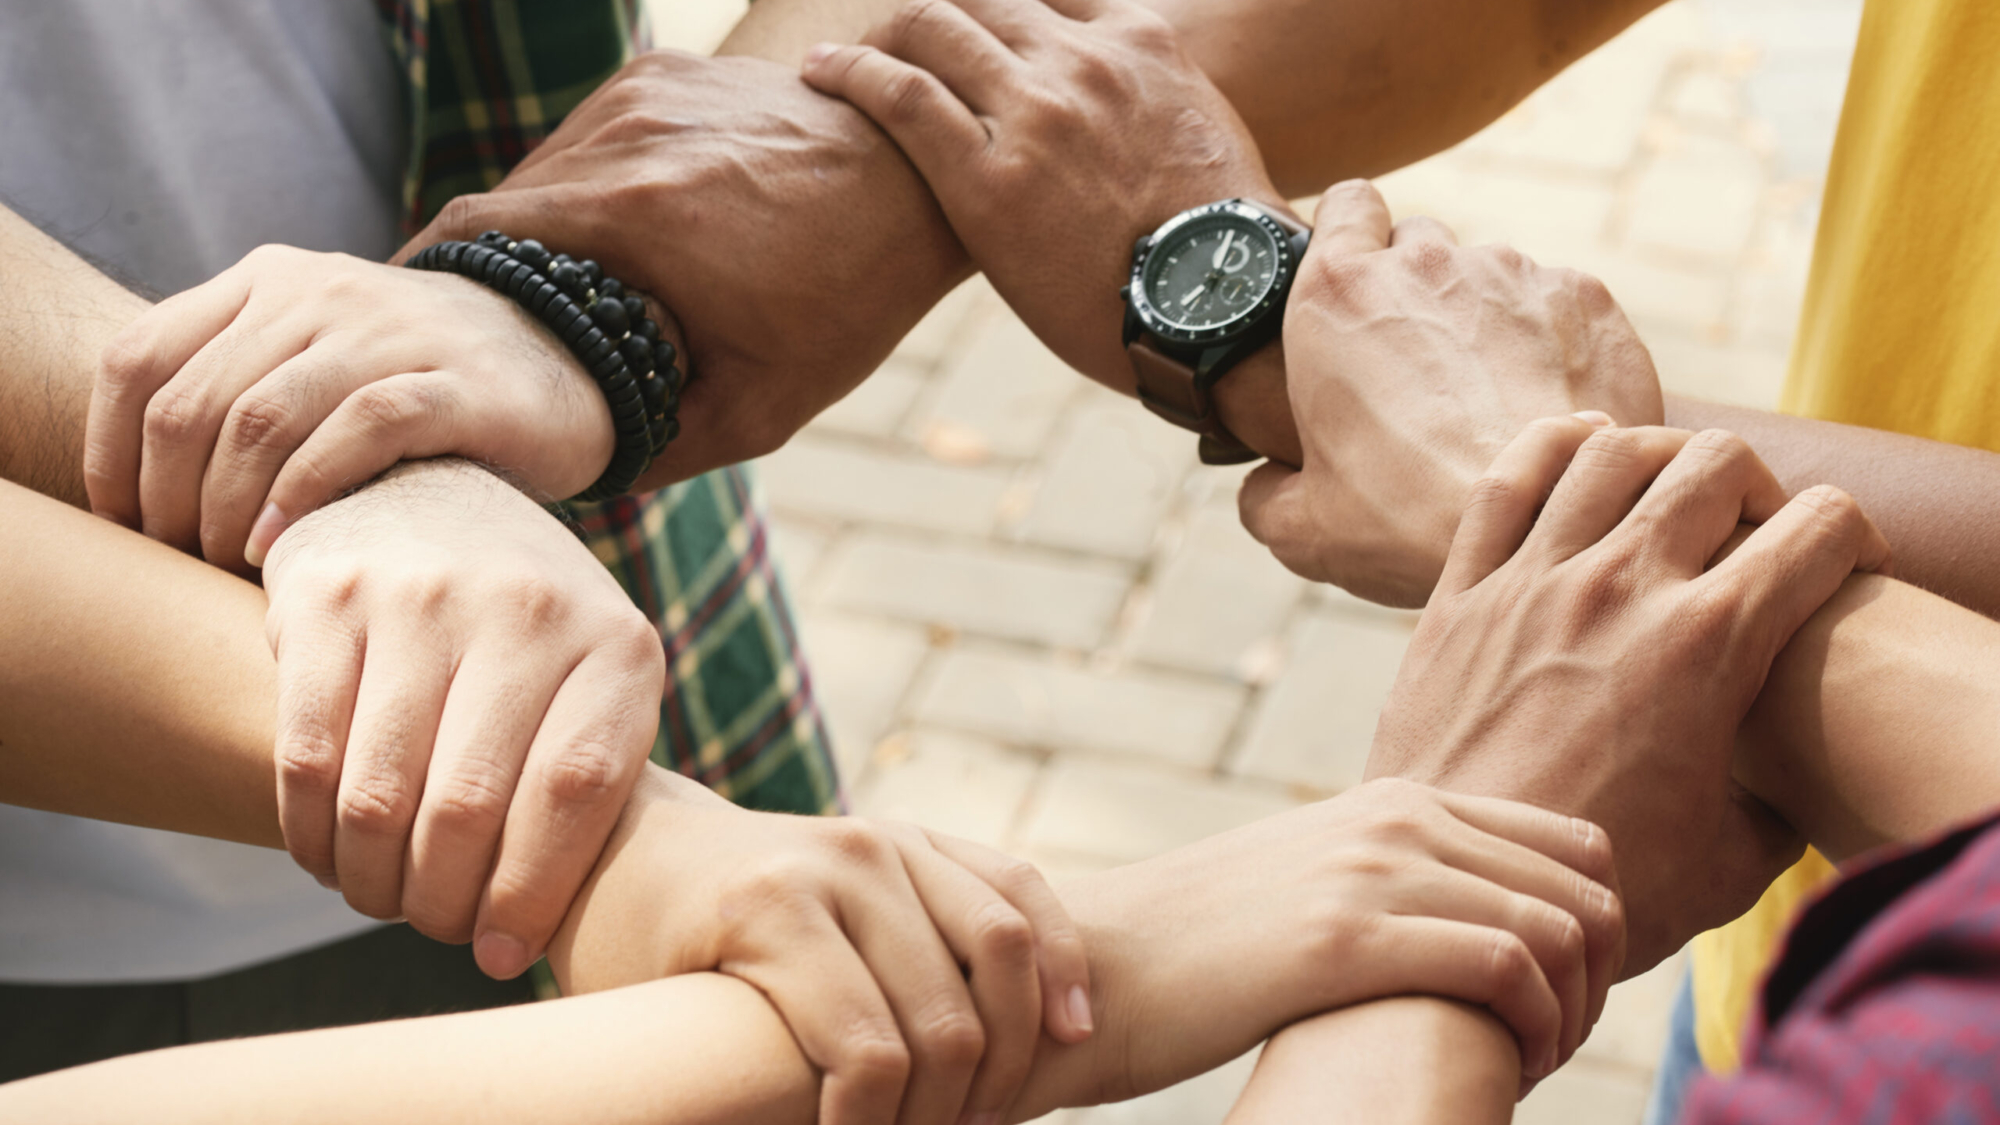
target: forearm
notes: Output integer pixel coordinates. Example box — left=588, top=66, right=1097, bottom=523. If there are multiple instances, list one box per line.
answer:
left=1737, top=574, right=2000, bottom=862
left=1225, top=999, right=1518, bottom=1125
left=0, top=475, right=278, bottom=843
left=0, top=202, right=148, bottom=506
left=0, top=973, right=818, bottom=1125
left=1669, top=396, right=2000, bottom=620
left=728, top=0, right=1663, bottom=196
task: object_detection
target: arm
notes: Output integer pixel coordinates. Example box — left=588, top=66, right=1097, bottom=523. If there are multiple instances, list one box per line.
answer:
left=0, top=973, right=820, bottom=1125
left=1668, top=396, right=2000, bottom=622
left=1227, top=999, right=1518, bottom=1125
left=0, top=201, right=146, bottom=507
left=1735, top=573, right=2000, bottom=863
left=729, top=0, right=1665, bottom=196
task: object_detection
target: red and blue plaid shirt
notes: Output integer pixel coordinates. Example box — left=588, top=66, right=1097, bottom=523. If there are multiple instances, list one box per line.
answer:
left=1684, top=810, right=2000, bottom=1123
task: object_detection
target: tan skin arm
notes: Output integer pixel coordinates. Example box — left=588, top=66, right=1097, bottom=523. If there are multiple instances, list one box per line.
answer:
left=0, top=202, right=145, bottom=508
left=722, top=0, right=1668, bottom=198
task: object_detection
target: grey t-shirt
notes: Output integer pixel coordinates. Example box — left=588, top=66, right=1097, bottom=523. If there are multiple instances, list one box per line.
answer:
left=0, top=0, right=409, bottom=982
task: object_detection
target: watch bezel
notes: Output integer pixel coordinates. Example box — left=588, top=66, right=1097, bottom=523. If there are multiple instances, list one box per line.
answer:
left=1126, top=200, right=1300, bottom=347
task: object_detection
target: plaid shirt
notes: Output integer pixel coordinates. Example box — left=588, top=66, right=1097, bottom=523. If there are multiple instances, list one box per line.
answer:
left=1683, top=810, right=2000, bottom=1123
left=372, top=0, right=839, bottom=817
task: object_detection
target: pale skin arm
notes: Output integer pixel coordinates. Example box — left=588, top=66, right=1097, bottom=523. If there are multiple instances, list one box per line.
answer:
left=0, top=973, right=819, bottom=1125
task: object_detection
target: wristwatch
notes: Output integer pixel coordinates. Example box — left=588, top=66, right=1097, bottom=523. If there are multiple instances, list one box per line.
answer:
left=1121, top=198, right=1310, bottom=464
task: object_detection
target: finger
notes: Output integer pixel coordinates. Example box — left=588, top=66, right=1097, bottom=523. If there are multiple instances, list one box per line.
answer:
left=1436, top=414, right=1612, bottom=596
left=1306, top=179, right=1393, bottom=259
left=801, top=45, right=989, bottom=179
left=197, top=341, right=375, bottom=571
left=1389, top=216, right=1460, bottom=247
left=1355, top=915, right=1565, bottom=1081
left=271, top=605, right=367, bottom=891
left=1524, top=425, right=1693, bottom=562
left=248, top=375, right=468, bottom=568
left=866, top=0, right=1026, bottom=113
left=830, top=828, right=987, bottom=1125
left=1431, top=789, right=1620, bottom=899
left=87, top=272, right=254, bottom=527
left=332, top=625, right=454, bottom=920
left=892, top=832, right=1041, bottom=1124
left=726, top=904, right=912, bottom=1125
left=399, top=648, right=568, bottom=944
left=1617, top=429, right=1790, bottom=577
left=1708, top=484, right=1892, bottom=671
left=1426, top=807, right=1624, bottom=1055
left=1398, top=864, right=1592, bottom=1072
left=138, top=312, right=313, bottom=555
left=471, top=642, right=660, bottom=980
left=923, top=831, right=1094, bottom=1043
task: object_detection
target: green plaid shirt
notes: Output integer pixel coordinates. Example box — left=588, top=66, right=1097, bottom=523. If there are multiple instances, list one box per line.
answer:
left=373, top=0, right=839, bottom=817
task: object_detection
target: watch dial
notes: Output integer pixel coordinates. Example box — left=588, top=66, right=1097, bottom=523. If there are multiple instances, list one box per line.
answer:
left=1143, top=216, right=1281, bottom=331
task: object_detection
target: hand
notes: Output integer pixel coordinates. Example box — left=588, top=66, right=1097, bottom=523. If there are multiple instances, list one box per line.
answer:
left=801, top=0, right=1288, bottom=390
left=261, top=458, right=665, bottom=979
left=1366, top=416, right=1891, bottom=973
left=1240, top=182, right=1666, bottom=608
left=89, top=247, right=621, bottom=571
left=408, top=51, right=969, bottom=487
left=1016, top=778, right=1623, bottom=1114
left=550, top=767, right=1094, bottom=1125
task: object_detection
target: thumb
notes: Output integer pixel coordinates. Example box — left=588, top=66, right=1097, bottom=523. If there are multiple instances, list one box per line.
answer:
left=393, top=183, right=607, bottom=267
left=1238, top=461, right=1319, bottom=580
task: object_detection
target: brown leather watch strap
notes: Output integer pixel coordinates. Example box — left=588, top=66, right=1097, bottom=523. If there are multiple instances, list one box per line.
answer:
left=1130, top=340, right=1260, bottom=465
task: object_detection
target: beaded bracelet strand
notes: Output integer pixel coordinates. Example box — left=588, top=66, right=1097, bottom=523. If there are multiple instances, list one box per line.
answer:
left=406, top=231, right=684, bottom=502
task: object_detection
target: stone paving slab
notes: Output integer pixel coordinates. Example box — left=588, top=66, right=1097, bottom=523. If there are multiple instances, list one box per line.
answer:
left=646, top=0, right=1864, bottom=1118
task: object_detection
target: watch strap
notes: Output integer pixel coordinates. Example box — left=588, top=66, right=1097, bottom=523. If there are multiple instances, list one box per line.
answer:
left=1129, top=340, right=1260, bottom=465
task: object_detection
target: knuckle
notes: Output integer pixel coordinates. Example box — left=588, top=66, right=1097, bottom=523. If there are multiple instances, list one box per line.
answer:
left=1483, top=929, right=1536, bottom=987
left=337, top=772, right=418, bottom=839
left=1570, top=269, right=1617, bottom=313
left=223, top=391, right=299, bottom=453
left=1681, top=428, right=1754, bottom=473
left=276, top=734, right=343, bottom=802
left=1397, top=241, right=1457, bottom=284
left=915, top=1007, right=986, bottom=1069
left=142, top=383, right=208, bottom=446
left=1792, top=483, right=1865, bottom=532
left=968, top=901, right=1036, bottom=968
left=843, top=1029, right=913, bottom=1090
left=1571, top=817, right=1616, bottom=884
left=538, top=737, right=636, bottom=810
left=880, top=68, right=942, bottom=128
left=98, top=332, right=152, bottom=392
left=425, top=768, right=515, bottom=841
left=821, top=819, right=895, bottom=867
left=347, top=383, right=430, bottom=439
left=1486, top=244, right=1531, bottom=272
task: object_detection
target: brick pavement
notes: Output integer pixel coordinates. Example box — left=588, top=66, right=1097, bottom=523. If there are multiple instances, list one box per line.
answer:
left=657, top=1, right=1864, bottom=1119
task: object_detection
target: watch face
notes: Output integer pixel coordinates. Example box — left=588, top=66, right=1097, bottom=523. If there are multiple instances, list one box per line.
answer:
left=1140, top=214, right=1282, bottom=333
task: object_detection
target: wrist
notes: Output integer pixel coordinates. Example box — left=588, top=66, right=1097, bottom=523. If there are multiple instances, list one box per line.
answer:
left=1229, top=998, right=1518, bottom=1125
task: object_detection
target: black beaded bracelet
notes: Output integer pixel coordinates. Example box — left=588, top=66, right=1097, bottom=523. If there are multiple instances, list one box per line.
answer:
left=405, top=231, right=685, bottom=502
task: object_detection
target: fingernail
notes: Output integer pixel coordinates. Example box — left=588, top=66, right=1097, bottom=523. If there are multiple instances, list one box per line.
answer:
left=475, top=931, right=531, bottom=980
left=315, top=873, right=341, bottom=892
left=1065, top=984, right=1094, bottom=1036
left=1571, top=410, right=1615, bottom=427
left=803, top=41, right=836, bottom=66
left=244, top=502, right=289, bottom=568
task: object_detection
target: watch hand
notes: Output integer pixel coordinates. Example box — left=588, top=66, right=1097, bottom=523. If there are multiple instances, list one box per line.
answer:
left=1212, top=231, right=1235, bottom=270
left=1180, top=280, right=1212, bottom=307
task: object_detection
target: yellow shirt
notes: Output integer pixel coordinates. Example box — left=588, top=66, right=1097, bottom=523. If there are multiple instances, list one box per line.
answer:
left=1692, top=0, right=2000, bottom=1072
